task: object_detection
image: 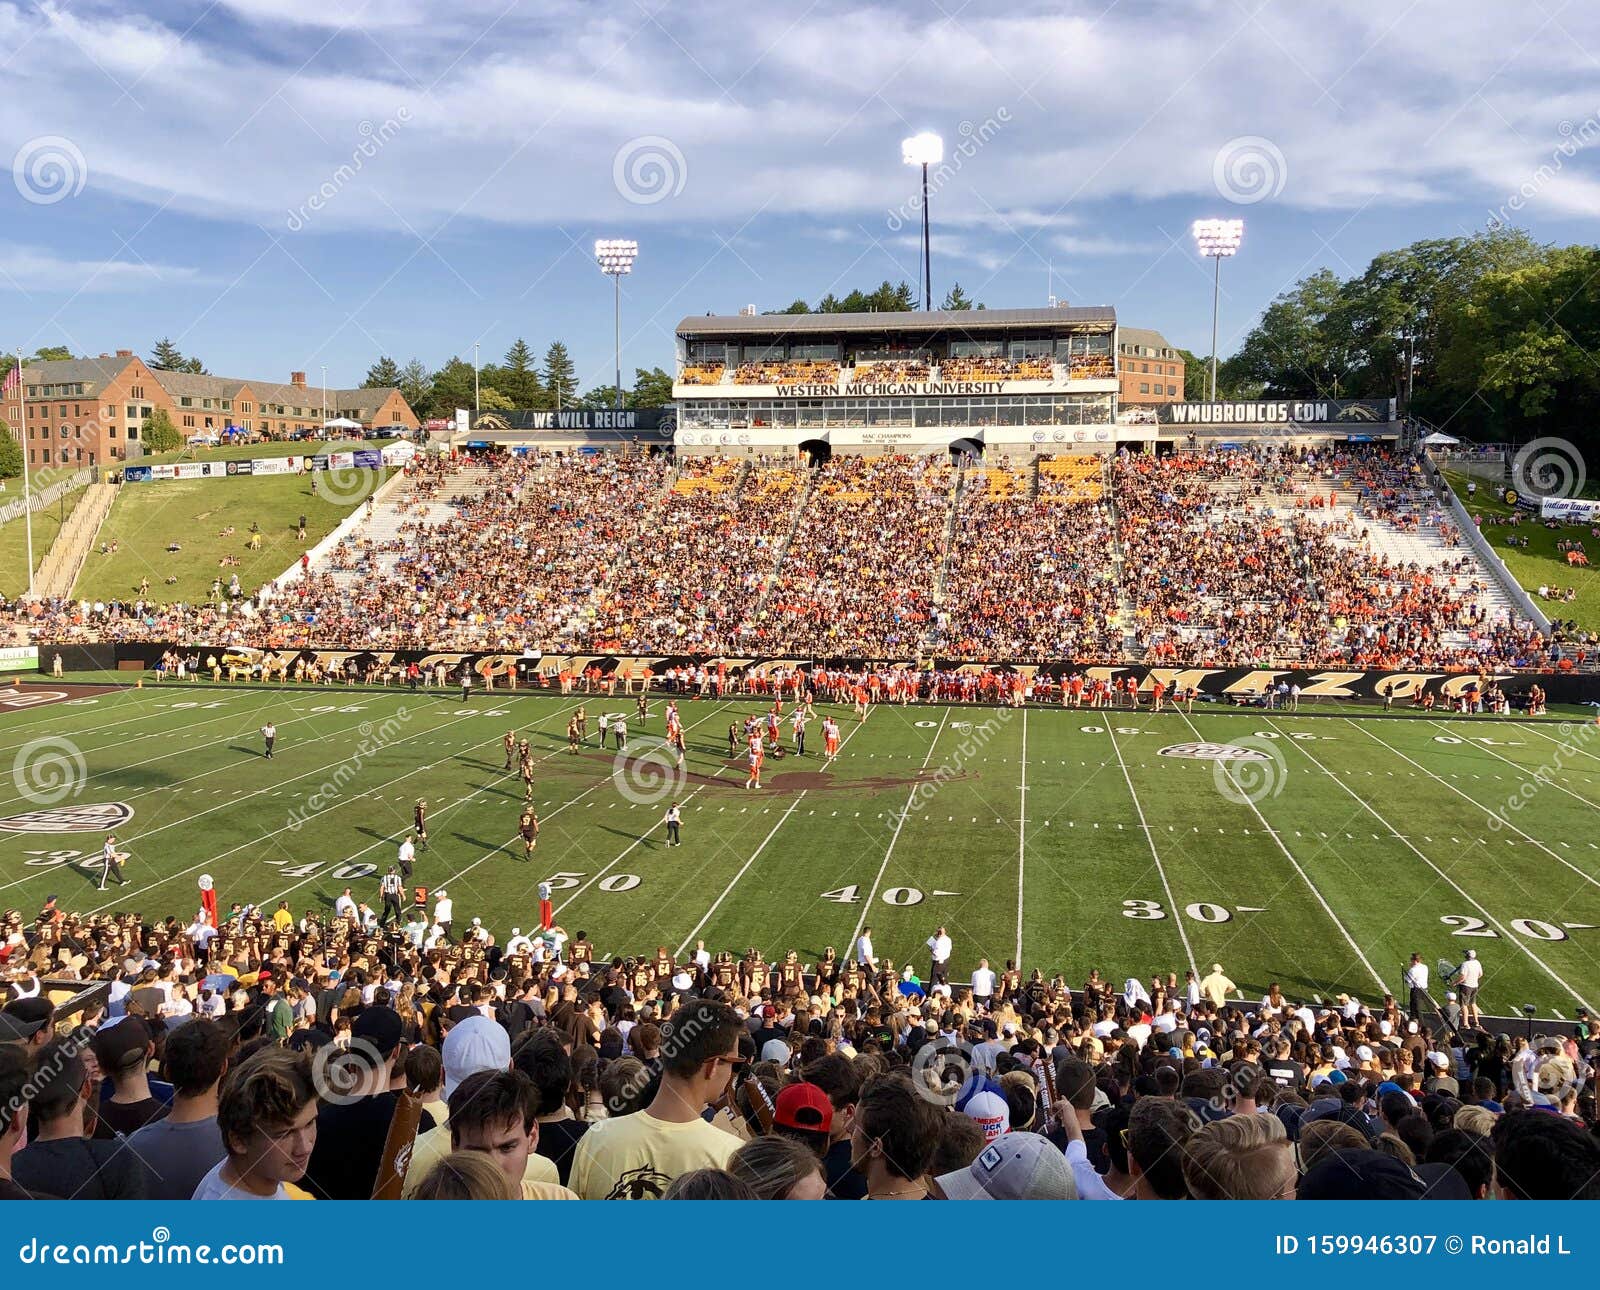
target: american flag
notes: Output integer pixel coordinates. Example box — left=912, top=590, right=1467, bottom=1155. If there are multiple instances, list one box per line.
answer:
left=1, top=361, right=18, bottom=396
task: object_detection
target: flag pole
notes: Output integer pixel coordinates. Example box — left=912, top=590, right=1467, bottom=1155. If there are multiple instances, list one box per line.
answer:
left=15, top=350, right=34, bottom=599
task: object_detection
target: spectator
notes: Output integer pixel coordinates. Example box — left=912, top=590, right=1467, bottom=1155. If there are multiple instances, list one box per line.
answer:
left=439, top=1070, right=577, bottom=1200
left=570, top=1000, right=744, bottom=1199
left=848, top=1072, right=943, bottom=1200
left=11, top=1039, right=150, bottom=1200
left=192, top=1048, right=317, bottom=1200
left=408, top=1150, right=516, bottom=1201
left=1183, top=1112, right=1296, bottom=1200
left=728, top=1133, right=827, bottom=1199
left=127, top=1018, right=229, bottom=1201
left=1492, top=1110, right=1600, bottom=1200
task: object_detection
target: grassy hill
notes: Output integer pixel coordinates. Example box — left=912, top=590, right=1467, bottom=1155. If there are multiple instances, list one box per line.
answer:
left=0, top=486, right=86, bottom=597
left=1443, top=469, right=1600, bottom=633
left=70, top=469, right=392, bottom=602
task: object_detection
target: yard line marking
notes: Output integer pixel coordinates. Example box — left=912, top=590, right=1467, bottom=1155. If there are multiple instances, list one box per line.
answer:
left=1453, top=731, right=1600, bottom=816
left=553, top=704, right=744, bottom=918
left=675, top=793, right=810, bottom=958
left=1184, top=711, right=1387, bottom=993
left=1275, top=719, right=1595, bottom=1013
left=1519, top=720, right=1600, bottom=768
left=837, top=708, right=947, bottom=950
left=1352, top=721, right=1600, bottom=895
left=1104, top=724, right=1196, bottom=977
left=0, top=700, right=380, bottom=812
left=70, top=696, right=595, bottom=912
left=279, top=701, right=739, bottom=913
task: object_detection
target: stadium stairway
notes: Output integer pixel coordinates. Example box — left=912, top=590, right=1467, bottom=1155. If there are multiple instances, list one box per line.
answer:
left=41, top=481, right=117, bottom=599
left=749, top=465, right=817, bottom=621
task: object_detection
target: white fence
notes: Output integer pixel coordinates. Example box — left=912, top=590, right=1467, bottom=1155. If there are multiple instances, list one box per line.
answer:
left=0, top=468, right=94, bottom=526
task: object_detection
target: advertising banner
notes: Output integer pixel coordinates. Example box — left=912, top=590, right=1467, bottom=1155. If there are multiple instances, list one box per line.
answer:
left=1540, top=496, right=1600, bottom=522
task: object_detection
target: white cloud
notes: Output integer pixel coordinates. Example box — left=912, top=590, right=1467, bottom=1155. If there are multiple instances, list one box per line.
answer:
left=0, top=0, right=1594, bottom=249
left=0, top=245, right=205, bottom=291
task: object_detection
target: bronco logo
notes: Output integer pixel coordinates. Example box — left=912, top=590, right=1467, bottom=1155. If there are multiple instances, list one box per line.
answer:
left=0, top=802, right=136, bottom=834
left=1157, top=743, right=1272, bottom=762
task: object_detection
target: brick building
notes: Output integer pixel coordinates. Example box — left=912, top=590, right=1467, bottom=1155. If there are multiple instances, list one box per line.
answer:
left=1117, top=327, right=1185, bottom=405
left=2, top=351, right=418, bottom=468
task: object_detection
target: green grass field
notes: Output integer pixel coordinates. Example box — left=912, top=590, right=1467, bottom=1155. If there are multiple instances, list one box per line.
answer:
left=4, top=683, right=1598, bottom=1019
left=70, top=471, right=392, bottom=602
left=1444, top=468, right=1600, bottom=633
left=0, top=486, right=85, bottom=596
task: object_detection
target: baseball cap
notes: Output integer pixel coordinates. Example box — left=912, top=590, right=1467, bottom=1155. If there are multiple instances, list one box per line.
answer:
left=962, top=1090, right=1009, bottom=1144
left=1297, top=1149, right=1426, bottom=1200
left=761, top=1004, right=776, bottom=1020
left=0, top=1012, right=47, bottom=1042
left=351, top=1006, right=404, bottom=1059
left=760, top=1038, right=791, bottom=1065
left=936, top=1131, right=1076, bottom=1200
left=91, top=1017, right=152, bottom=1070
left=441, top=1014, right=510, bottom=1098
left=1, top=997, right=53, bottom=1041
left=773, top=1082, right=832, bottom=1135
left=1426, top=1051, right=1451, bottom=1069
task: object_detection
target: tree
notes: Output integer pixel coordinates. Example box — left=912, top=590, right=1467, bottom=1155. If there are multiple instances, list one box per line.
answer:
left=141, top=409, right=180, bottom=453
left=32, top=346, right=73, bottom=362
left=573, top=385, right=618, bottom=410
left=148, top=338, right=187, bottom=371
left=627, top=366, right=674, bottom=409
left=428, top=357, right=478, bottom=415
left=476, top=387, right=515, bottom=413
left=497, top=339, right=544, bottom=407
left=180, top=356, right=207, bottom=375
left=941, top=283, right=974, bottom=310
left=398, top=359, right=432, bottom=418
left=0, top=421, right=21, bottom=480
left=364, top=356, right=403, bottom=389
left=542, top=341, right=577, bottom=409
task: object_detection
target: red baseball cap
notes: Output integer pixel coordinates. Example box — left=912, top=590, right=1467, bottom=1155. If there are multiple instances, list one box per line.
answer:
left=773, top=1081, right=832, bottom=1135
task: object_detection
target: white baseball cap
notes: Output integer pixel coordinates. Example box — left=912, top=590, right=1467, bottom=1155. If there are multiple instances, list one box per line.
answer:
left=936, top=1132, right=1076, bottom=1200
left=442, top=1015, right=511, bottom=1099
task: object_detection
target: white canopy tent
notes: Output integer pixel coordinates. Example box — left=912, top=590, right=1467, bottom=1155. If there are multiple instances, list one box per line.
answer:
left=323, top=416, right=362, bottom=430
left=1420, top=431, right=1460, bottom=446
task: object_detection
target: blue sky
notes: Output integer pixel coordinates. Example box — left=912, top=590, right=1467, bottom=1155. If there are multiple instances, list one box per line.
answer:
left=1, top=0, right=1597, bottom=393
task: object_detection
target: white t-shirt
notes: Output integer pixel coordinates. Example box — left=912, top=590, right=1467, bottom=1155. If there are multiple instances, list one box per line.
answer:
left=970, top=967, right=996, bottom=998
left=434, top=897, right=453, bottom=923
left=1457, top=959, right=1483, bottom=988
left=1405, top=962, right=1430, bottom=991
left=856, top=935, right=873, bottom=965
left=398, top=840, right=415, bottom=868
left=192, top=1159, right=299, bottom=1200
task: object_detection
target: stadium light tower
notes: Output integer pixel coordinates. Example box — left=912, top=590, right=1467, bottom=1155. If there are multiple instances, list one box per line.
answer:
left=1192, top=218, right=1244, bottom=402
left=595, top=239, right=638, bottom=409
left=902, top=133, right=942, bottom=310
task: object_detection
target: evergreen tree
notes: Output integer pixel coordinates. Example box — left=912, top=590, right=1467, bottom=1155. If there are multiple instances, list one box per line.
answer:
left=148, top=338, right=186, bottom=371
left=398, top=359, right=432, bottom=418
left=627, top=367, right=674, bottom=408
left=364, top=356, right=403, bottom=389
left=941, top=283, right=974, bottom=310
left=542, top=341, right=578, bottom=409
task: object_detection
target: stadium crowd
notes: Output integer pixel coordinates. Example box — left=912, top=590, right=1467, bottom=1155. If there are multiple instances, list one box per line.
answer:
left=1, top=445, right=1589, bottom=673
left=1, top=896, right=1594, bottom=1202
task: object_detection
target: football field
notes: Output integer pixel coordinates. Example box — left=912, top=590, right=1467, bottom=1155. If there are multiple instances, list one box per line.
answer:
left=3, top=681, right=1598, bottom=1019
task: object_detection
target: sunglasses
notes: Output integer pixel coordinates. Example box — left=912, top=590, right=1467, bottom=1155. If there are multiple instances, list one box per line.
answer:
left=710, top=1054, right=749, bottom=1069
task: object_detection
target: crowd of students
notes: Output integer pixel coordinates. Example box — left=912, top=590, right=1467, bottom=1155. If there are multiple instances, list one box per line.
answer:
left=1, top=445, right=1589, bottom=673
left=2, top=895, right=1595, bottom=1201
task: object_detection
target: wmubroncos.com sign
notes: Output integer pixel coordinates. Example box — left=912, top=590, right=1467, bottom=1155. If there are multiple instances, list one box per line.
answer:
left=96, top=645, right=1600, bottom=703
left=1158, top=398, right=1395, bottom=425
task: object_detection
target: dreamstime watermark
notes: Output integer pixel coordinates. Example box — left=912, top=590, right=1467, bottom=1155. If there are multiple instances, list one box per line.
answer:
left=1209, top=735, right=1288, bottom=806
left=611, top=736, right=685, bottom=806
left=612, top=135, right=688, bottom=205
left=3, top=1023, right=95, bottom=1131
left=1487, top=111, right=1600, bottom=229
left=285, top=109, right=413, bottom=232
left=310, top=1037, right=386, bottom=1105
left=1212, top=135, right=1287, bottom=205
left=906, top=711, right=1012, bottom=812
left=1510, top=437, right=1586, bottom=502
left=1487, top=718, right=1597, bottom=831
left=885, top=110, right=1013, bottom=233
left=311, top=440, right=382, bottom=506
left=12, top=135, right=87, bottom=205
left=284, top=708, right=412, bottom=831
left=11, top=736, right=87, bottom=806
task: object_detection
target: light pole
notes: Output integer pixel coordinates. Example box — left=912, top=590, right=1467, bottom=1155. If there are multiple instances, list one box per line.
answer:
left=473, top=343, right=480, bottom=414
left=1192, top=218, right=1244, bottom=402
left=595, top=239, right=638, bottom=409
left=902, top=133, right=943, bottom=310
